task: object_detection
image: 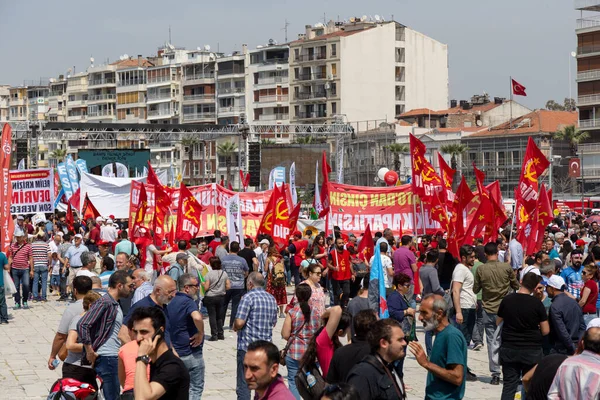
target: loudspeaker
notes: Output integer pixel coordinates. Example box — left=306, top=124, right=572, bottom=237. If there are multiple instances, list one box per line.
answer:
left=247, top=142, right=261, bottom=187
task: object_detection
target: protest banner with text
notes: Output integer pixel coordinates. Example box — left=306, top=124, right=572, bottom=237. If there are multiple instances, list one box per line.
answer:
left=10, top=168, right=54, bottom=215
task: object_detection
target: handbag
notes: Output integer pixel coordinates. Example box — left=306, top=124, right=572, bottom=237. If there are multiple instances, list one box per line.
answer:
left=295, top=363, right=327, bottom=400
left=4, top=270, right=16, bottom=294
left=279, top=319, right=306, bottom=366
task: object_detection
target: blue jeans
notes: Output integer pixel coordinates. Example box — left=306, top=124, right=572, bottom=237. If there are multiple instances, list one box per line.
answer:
left=11, top=268, right=30, bottom=305
left=223, top=288, right=245, bottom=329
left=452, top=308, right=477, bottom=345
left=285, top=355, right=301, bottom=400
left=0, top=286, right=7, bottom=321
left=181, top=351, right=205, bottom=399
left=95, top=355, right=119, bottom=400
left=33, top=265, right=48, bottom=299
left=237, top=349, right=250, bottom=400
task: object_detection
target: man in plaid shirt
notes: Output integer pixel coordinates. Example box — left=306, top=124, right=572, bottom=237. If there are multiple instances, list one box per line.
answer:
left=233, top=272, right=277, bottom=400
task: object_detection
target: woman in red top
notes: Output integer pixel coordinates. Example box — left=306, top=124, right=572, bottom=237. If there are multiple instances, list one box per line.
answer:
left=579, top=264, right=599, bottom=326
left=313, top=235, right=328, bottom=270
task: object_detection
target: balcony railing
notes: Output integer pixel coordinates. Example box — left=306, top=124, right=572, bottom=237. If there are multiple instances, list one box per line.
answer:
left=296, top=53, right=326, bottom=62
left=89, top=94, right=116, bottom=101
left=218, top=106, right=245, bottom=114
left=257, top=76, right=289, bottom=85
left=117, top=79, right=146, bottom=87
left=67, top=114, right=87, bottom=120
left=147, top=92, right=173, bottom=101
left=147, top=75, right=172, bottom=84
left=577, top=69, right=600, bottom=81
left=297, top=111, right=327, bottom=119
left=148, top=109, right=174, bottom=117
left=259, top=113, right=289, bottom=121
left=578, top=94, right=600, bottom=105
left=184, top=73, right=215, bottom=81
left=257, top=95, right=288, bottom=103
left=88, top=78, right=116, bottom=86
left=218, top=69, right=245, bottom=76
left=218, top=87, right=245, bottom=94
left=575, top=0, right=600, bottom=11
left=578, top=45, right=600, bottom=55
left=183, top=94, right=215, bottom=101
left=579, top=118, right=600, bottom=128
left=183, top=112, right=216, bottom=121
left=295, top=92, right=326, bottom=100
left=88, top=110, right=115, bottom=118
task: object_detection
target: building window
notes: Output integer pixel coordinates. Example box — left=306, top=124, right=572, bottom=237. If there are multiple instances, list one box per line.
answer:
left=294, top=49, right=300, bottom=61
left=331, top=44, right=337, bottom=57
left=395, top=26, right=405, bottom=41
left=331, top=102, right=337, bottom=114
left=395, top=48, right=405, bottom=63
left=331, top=64, right=337, bottom=77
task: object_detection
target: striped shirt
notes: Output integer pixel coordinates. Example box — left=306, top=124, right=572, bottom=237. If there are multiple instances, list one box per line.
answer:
left=8, top=242, right=32, bottom=270
left=548, top=350, right=600, bottom=399
left=77, top=292, right=119, bottom=351
left=31, top=241, right=50, bottom=266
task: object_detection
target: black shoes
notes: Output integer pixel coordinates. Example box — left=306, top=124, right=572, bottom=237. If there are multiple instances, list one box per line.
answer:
left=466, top=370, right=477, bottom=382
left=208, top=336, right=218, bottom=341
left=218, top=333, right=225, bottom=340
left=490, top=376, right=500, bottom=385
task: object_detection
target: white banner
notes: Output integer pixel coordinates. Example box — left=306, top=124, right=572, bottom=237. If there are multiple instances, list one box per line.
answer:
left=10, top=168, right=54, bottom=215
left=296, top=218, right=325, bottom=236
left=225, top=193, right=244, bottom=248
left=290, top=162, right=297, bottom=206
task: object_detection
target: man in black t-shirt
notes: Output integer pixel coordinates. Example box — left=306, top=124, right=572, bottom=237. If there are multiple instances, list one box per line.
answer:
left=497, top=272, right=549, bottom=400
left=238, top=238, right=259, bottom=273
left=132, top=306, right=190, bottom=400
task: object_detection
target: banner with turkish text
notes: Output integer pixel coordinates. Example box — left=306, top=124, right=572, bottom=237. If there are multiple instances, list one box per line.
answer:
left=9, top=168, right=54, bottom=215
left=1, top=124, right=13, bottom=252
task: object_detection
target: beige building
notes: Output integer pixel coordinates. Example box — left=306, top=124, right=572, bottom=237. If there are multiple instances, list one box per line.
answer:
left=66, top=73, right=88, bottom=122
left=48, top=78, right=67, bottom=122
left=217, top=51, right=246, bottom=125
left=87, top=64, right=117, bottom=122
left=181, top=50, right=217, bottom=124
left=0, top=85, right=9, bottom=122
left=9, top=87, right=28, bottom=121
left=116, top=56, right=153, bottom=123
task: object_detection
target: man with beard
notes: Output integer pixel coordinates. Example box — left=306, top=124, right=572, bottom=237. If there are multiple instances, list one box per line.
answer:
left=547, top=275, right=586, bottom=355
left=409, top=294, right=467, bottom=400
left=328, top=237, right=353, bottom=308
left=119, top=275, right=177, bottom=346
left=197, top=239, right=214, bottom=265
left=561, top=250, right=585, bottom=300
left=347, top=318, right=407, bottom=399
left=167, top=274, right=205, bottom=399
left=77, top=270, right=134, bottom=400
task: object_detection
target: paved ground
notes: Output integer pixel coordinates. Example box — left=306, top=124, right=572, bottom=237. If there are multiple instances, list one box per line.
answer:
left=0, top=291, right=505, bottom=400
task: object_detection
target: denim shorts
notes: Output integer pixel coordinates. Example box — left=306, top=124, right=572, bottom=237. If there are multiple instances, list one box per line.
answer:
left=50, top=275, right=60, bottom=287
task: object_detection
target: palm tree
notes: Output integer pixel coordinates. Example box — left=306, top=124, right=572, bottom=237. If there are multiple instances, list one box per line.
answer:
left=440, top=143, right=468, bottom=190
left=217, top=141, right=238, bottom=185
left=553, top=125, right=589, bottom=156
left=385, top=143, right=408, bottom=172
left=50, top=148, right=68, bottom=163
left=180, top=138, right=200, bottom=185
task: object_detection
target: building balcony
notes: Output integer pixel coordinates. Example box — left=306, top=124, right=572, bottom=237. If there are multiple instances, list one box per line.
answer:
left=217, top=69, right=245, bottom=78
left=579, top=118, right=600, bottom=129
left=67, top=114, right=87, bottom=121
left=297, top=111, right=327, bottom=119
left=66, top=83, right=88, bottom=93
left=147, top=93, right=174, bottom=104
left=88, top=78, right=116, bottom=88
left=88, top=94, right=116, bottom=103
left=116, top=102, right=146, bottom=110
left=116, top=84, right=146, bottom=94
left=258, top=113, right=289, bottom=121
left=147, top=109, right=176, bottom=119
left=257, top=76, right=289, bottom=86
left=87, top=109, right=116, bottom=119
left=182, top=112, right=216, bottom=122
left=578, top=94, right=600, bottom=106
left=67, top=99, right=87, bottom=108
left=575, top=0, right=600, bottom=11
left=256, top=95, right=289, bottom=104
left=182, top=94, right=215, bottom=104
left=295, top=53, right=326, bottom=62
left=577, top=69, right=600, bottom=82
left=183, top=73, right=215, bottom=85
left=218, top=87, right=245, bottom=97
left=295, top=92, right=327, bottom=101
left=577, top=45, right=600, bottom=56
left=218, top=106, right=245, bottom=115
left=577, top=17, right=600, bottom=31
left=9, top=99, right=26, bottom=106
left=147, top=76, right=173, bottom=86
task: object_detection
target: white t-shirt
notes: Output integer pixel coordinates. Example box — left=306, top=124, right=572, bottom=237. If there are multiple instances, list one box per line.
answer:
left=100, top=225, right=118, bottom=242
left=451, top=263, right=477, bottom=309
left=75, top=269, right=98, bottom=278
left=145, top=244, right=157, bottom=274
left=370, top=254, right=394, bottom=288
left=520, top=265, right=541, bottom=281
left=51, top=259, right=61, bottom=275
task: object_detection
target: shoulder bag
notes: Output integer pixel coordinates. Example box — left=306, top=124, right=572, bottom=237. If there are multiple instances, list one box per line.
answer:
left=279, top=318, right=306, bottom=366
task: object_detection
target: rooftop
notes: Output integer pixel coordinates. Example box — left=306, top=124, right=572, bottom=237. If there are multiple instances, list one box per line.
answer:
left=291, top=27, right=372, bottom=44
left=465, top=110, right=578, bottom=138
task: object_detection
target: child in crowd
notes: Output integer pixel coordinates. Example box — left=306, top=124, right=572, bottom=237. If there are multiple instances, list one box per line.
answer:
left=50, top=252, right=61, bottom=295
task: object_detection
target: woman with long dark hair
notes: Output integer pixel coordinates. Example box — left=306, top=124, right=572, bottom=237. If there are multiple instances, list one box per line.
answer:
left=282, top=283, right=320, bottom=399
left=265, top=244, right=288, bottom=317
left=202, top=257, right=231, bottom=341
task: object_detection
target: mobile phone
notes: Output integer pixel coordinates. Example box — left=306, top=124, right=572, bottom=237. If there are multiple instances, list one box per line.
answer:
left=152, top=328, right=164, bottom=343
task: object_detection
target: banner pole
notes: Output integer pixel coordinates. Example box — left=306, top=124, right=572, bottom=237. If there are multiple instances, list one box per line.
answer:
left=212, top=183, right=218, bottom=231
left=412, top=194, right=418, bottom=237
left=421, top=197, right=427, bottom=236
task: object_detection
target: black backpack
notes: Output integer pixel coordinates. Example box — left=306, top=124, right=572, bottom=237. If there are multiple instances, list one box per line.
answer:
left=294, top=363, right=327, bottom=400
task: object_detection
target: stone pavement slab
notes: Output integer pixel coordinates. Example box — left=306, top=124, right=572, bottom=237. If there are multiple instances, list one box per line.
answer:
left=0, top=291, right=505, bottom=399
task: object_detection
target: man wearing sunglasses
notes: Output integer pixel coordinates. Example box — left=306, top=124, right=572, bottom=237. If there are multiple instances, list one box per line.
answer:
left=165, top=273, right=205, bottom=399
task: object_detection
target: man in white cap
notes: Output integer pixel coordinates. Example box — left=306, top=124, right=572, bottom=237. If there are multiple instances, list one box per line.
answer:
left=64, top=234, right=89, bottom=297
left=548, top=318, right=600, bottom=398
left=100, top=218, right=118, bottom=246
left=8, top=228, right=33, bottom=309
left=255, top=238, right=270, bottom=274
left=547, top=275, right=587, bottom=355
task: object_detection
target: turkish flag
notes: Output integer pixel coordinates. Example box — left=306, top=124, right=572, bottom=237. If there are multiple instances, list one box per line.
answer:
left=512, top=79, right=527, bottom=96
left=175, top=183, right=203, bottom=241
left=569, top=158, right=581, bottom=178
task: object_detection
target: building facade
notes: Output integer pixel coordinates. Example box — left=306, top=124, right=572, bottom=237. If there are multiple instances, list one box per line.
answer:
left=217, top=50, right=246, bottom=125
left=66, top=73, right=88, bottom=122
left=181, top=50, right=217, bottom=124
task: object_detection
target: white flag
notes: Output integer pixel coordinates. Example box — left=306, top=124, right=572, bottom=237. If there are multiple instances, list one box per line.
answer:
left=17, top=159, right=25, bottom=170
left=314, top=160, right=323, bottom=215
left=226, top=194, right=244, bottom=248
left=290, top=162, right=298, bottom=205
left=337, top=148, right=344, bottom=184
left=268, top=168, right=275, bottom=190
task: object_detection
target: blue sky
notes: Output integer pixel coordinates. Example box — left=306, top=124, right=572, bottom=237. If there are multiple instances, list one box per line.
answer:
left=0, top=0, right=579, bottom=109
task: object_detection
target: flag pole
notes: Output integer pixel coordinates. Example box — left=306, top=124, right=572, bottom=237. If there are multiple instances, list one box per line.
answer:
left=420, top=196, right=427, bottom=236
left=412, top=194, right=418, bottom=237
left=509, top=76, right=513, bottom=129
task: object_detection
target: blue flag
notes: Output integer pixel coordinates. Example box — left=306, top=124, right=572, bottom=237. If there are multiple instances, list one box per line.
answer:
left=368, top=247, right=389, bottom=318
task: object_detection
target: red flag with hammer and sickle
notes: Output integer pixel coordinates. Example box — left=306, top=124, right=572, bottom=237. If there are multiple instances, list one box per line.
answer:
left=175, top=183, right=203, bottom=241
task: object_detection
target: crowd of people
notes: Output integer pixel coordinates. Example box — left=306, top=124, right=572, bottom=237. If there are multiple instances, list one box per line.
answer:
left=1, top=209, right=600, bottom=399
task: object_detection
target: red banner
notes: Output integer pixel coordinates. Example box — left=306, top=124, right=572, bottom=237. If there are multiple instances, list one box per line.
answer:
left=0, top=124, right=13, bottom=252
left=326, top=182, right=440, bottom=236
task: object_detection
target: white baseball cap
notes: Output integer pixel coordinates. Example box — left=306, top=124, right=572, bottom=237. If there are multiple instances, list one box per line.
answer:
left=587, top=317, right=600, bottom=331
left=96, top=216, right=104, bottom=222
left=259, top=239, right=270, bottom=245
left=547, top=275, right=566, bottom=290
left=106, top=219, right=113, bottom=224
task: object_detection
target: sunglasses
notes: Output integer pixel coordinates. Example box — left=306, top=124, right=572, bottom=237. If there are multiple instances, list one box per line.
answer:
left=312, top=272, right=322, bottom=276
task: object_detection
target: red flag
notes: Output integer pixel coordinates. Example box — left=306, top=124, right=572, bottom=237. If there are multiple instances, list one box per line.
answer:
left=319, top=151, right=332, bottom=218
left=289, top=202, right=301, bottom=234
left=66, top=202, right=74, bottom=232
left=147, top=161, right=161, bottom=187
left=175, top=183, right=203, bottom=241
left=0, top=123, right=13, bottom=252
left=227, top=182, right=234, bottom=191
left=528, top=184, right=553, bottom=254
left=448, top=177, right=475, bottom=256
left=516, top=137, right=549, bottom=212
left=357, top=224, right=374, bottom=262
left=472, top=162, right=486, bottom=195
left=219, top=178, right=224, bottom=187
left=153, top=184, right=172, bottom=245
left=131, top=184, right=151, bottom=244
left=81, top=194, right=101, bottom=222
left=438, top=153, right=455, bottom=203
left=239, top=171, right=251, bottom=192
left=257, top=185, right=291, bottom=250
left=410, top=134, right=427, bottom=197
left=512, top=79, right=527, bottom=96
left=463, top=193, right=494, bottom=246
left=68, top=188, right=81, bottom=212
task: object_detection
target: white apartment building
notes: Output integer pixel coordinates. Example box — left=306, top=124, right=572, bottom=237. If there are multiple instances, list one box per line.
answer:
left=66, top=73, right=88, bottom=122
left=181, top=50, right=217, bottom=124
left=146, top=46, right=188, bottom=124
left=246, top=43, right=290, bottom=127
left=9, top=87, right=28, bottom=121
left=217, top=49, right=246, bottom=125
left=0, top=85, right=9, bottom=122
left=48, top=78, right=67, bottom=122
left=87, top=64, right=117, bottom=122
left=116, top=57, right=152, bottom=123
left=289, top=19, right=448, bottom=123
left=27, top=85, right=49, bottom=121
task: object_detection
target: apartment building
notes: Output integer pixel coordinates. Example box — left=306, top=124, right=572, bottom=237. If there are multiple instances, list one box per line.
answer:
left=289, top=18, right=448, bottom=124
left=87, top=64, right=117, bottom=122
left=9, top=87, right=28, bottom=121
left=66, top=73, right=88, bottom=122
left=48, top=78, right=67, bottom=122
left=247, top=43, right=290, bottom=126
left=0, top=85, right=9, bottom=122
left=26, top=85, right=49, bottom=121
left=181, top=50, right=217, bottom=124
left=116, top=56, right=153, bottom=123
left=217, top=49, right=246, bottom=125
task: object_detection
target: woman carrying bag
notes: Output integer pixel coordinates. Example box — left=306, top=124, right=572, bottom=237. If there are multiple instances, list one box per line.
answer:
left=202, top=257, right=231, bottom=341
left=388, top=272, right=416, bottom=378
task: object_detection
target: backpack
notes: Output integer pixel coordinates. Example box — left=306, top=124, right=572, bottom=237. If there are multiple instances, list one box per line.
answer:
left=294, top=363, right=327, bottom=400
left=167, top=264, right=184, bottom=289
left=271, top=257, right=286, bottom=288
left=47, top=378, right=98, bottom=400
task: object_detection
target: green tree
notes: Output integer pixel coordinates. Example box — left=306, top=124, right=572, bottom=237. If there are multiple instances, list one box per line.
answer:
left=217, top=141, right=238, bottom=185
left=563, top=98, right=576, bottom=112
left=553, top=125, right=589, bottom=156
left=261, top=139, right=276, bottom=146
left=545, top=100, right=565, bottom=111
left=439, top=143, right=468, bottom=171
left=385, top=143, right=408, bottom=172
left=49, top=148, right=68, bottom=162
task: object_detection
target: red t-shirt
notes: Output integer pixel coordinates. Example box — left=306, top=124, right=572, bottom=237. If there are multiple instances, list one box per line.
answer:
left=208, top=239, right=221, bottom=254
left=583, top=279, right=598, bottom=314
left=198, top=250, right=213, bottom=265
left=329, top=249, right=352, bottom=281
left=89, top=226, right=101, bottom=244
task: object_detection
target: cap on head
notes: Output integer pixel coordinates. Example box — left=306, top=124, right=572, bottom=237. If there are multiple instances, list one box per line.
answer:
left=17, top=215, right=24, bottom=221
left=547, top=275, right=566, bottom=290
left=259, top=239, right=270, bottom=245
left=293, top=230, right=302, bottom=238
left=587, top=317, right=600, bottom=331
left=74, top=234, right=83, bottom=239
